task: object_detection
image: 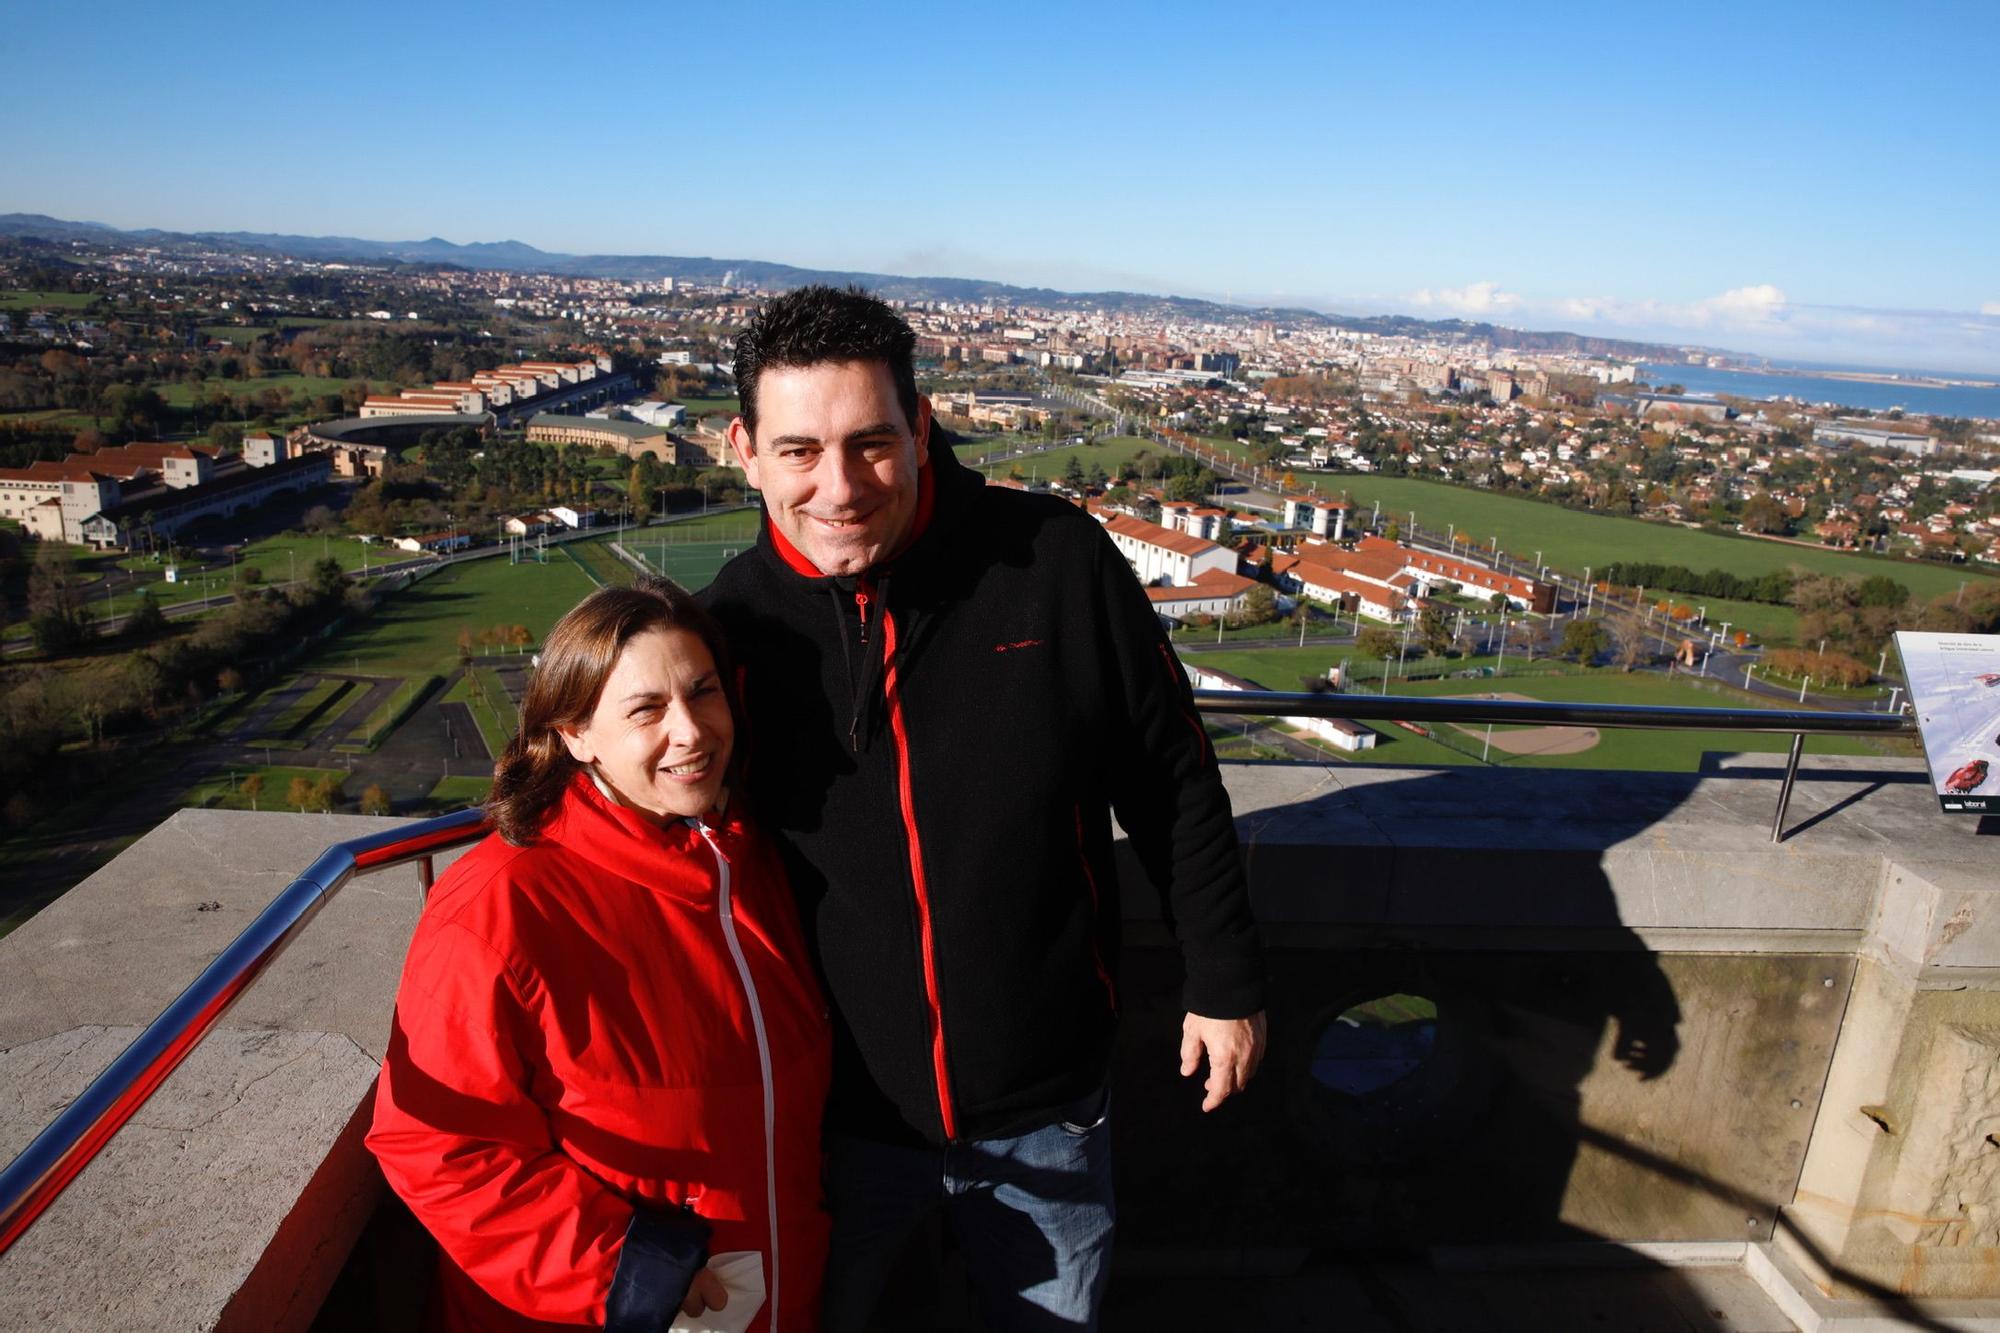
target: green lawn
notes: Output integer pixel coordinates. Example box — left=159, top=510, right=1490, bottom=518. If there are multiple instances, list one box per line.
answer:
left=337, top=674, right=443, bottom=753
left=0, top=290, right=100, bottom=311
left=198, top=325, right=277, bottom=346
left=445, top=666, right=517, bottom=759
left=1636, top=592, right=1798, bottom=644
left=1290, top=471, right=1993, bottom=606
left=155, top=374, right=389, bottom=408
left=182, top=765, right=346, bottom=812
left=676, top=395, right=740, bottom=419
left=426, top=775, right=494, bottom=810
left=235, top=532, right=390, bottom=579
left=303, top=554, right=596, bottom=679
left=960, top=435, right=1161, bottom=482
left=563, top=539, right=635, bottom=588
left=252, top=677, right=354, bottom=746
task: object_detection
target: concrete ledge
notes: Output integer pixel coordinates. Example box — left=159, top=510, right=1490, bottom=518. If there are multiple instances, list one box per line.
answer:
left=1, top=762, right=1995, bottom=1324
left=0, top=811, right=437, bottom=1332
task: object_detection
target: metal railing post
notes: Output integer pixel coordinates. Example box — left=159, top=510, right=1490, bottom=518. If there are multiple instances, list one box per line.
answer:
left=1772, top=733, right=1806, bottom=844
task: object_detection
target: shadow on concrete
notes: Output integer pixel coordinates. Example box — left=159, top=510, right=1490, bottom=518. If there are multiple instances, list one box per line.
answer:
left=1099, top=763, right=1769, bottom=1331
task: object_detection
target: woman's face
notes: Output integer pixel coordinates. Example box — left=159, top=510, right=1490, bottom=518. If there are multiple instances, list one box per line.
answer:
left=559, top=625, right=734, bottom=823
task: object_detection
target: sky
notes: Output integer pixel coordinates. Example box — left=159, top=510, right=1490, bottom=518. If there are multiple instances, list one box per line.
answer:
left=4, top=0, right=1997, bottom=371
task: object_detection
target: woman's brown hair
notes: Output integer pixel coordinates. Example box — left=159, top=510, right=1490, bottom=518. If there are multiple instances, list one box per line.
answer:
left=486, top=575, right=740, bottom=845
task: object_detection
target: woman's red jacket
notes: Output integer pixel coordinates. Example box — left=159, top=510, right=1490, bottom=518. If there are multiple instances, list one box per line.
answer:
left=367, top=775, right=831, bottom=1330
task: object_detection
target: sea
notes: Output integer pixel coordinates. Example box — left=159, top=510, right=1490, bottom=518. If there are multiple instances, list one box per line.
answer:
left=1636, top=361, right=2000, bottom=421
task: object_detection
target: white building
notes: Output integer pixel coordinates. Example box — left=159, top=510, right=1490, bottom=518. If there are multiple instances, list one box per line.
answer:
left=1102, top=514, right=1236, bottom=587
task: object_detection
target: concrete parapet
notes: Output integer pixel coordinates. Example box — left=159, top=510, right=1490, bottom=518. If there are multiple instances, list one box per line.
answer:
left=0, top=811, right=439, bottom=1331
left=0, top=758, right=1993, bottom=1323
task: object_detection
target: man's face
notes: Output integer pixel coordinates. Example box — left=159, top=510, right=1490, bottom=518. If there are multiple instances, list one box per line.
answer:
left=729, top=360, right=928, bottom=578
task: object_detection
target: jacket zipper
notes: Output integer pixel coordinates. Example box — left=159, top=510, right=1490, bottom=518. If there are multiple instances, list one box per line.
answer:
left=1073, top=806, right=1117, bottom=1011
left=696, top=823, right=781, bottom=1328
left=878, top=604, right=959, bottom=1140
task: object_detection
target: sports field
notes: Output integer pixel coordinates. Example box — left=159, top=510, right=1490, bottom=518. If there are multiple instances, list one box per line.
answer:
left=300, top=555, right=596, bottom=680
left=614, top=510, right=761, bottom=590
left=1290, top=471, right=1992, bottom=605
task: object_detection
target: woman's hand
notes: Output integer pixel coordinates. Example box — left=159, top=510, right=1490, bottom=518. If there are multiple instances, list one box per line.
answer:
left=681, top=1267, right=730, bottom=1318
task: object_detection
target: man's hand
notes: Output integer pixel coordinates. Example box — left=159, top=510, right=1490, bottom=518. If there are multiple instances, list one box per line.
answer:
left=1180, top=1010, right=1267, bottom=1112
left=681, top=1266, right=729, bottom=1318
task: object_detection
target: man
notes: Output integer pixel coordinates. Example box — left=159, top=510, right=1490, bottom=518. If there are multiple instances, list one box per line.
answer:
left=703, top=286, right=1266, bottom=1331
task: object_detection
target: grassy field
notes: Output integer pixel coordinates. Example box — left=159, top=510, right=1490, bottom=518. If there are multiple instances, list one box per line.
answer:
left=676, top=395, right=740, bottom=419
left=959, top=435, right=1161, bottom=482
left=154, top=374, right=388, bottom=408
left=563, top=539, right=633, bottom=588
left=303, top=555, right=595, bottom=679
left=198, top=325, right=277, bottom=346
left=235, top=532, right=392, bottom=578
left=1291, top=471, right=1993, bottom=606
left=252, top=677, right=354, bottom=746
left=1198, top=649, right=1897, bottom=771
left=182, top=765, right=347, bottom=811
left=427, top=775, right=494, bottom=810
left=337, top=674, right=442, bottom=752
left=445, top=666, right=517, bottom=759
left=0, top=290, right=100, bottom=311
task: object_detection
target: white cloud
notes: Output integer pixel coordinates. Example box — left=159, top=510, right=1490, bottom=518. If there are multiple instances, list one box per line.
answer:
left=1981, top=301, right=2000, bottom=317
left=1408, top=280, right=1521, bottom=314
left=1691, top=283, right=1787, bottom=323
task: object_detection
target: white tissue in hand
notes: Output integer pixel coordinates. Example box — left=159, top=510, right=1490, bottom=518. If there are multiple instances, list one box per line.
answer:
left=667, top=1251, right=765, bottom=1333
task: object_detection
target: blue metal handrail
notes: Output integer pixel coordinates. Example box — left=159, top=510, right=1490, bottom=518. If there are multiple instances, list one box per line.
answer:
left=0, top=690, right=1919, bottom=1256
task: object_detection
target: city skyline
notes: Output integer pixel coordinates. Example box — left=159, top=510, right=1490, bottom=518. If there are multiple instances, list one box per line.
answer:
left=5, top=0, right=1995, bottom=371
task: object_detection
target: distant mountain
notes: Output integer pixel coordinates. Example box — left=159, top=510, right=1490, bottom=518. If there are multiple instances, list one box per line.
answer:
left=0, top=213, right=1691, bottom=360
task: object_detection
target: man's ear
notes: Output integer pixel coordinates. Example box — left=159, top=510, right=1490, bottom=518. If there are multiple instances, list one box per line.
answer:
left=727, top=417, right=761, bottom=486
left=557, top=724, right=595, bottom=765
left=915, top=395, right=933, bottom=463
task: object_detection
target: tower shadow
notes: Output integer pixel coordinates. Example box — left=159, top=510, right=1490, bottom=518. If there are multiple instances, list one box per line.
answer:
left=1101, top=761, right=1839, bottom=1330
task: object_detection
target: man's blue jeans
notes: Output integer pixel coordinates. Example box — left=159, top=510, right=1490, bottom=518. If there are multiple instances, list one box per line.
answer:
left=821, top=1104, right=1115, bottom=1332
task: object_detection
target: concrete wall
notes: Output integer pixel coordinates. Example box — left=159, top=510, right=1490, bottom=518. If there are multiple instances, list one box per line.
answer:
left=0, top=811, right=443, bottom=1331
left=0, top=757, right=1995, bottom=1325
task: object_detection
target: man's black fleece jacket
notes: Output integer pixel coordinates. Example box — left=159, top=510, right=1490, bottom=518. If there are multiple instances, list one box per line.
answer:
left=702, top=439, right=1266, bottom=1146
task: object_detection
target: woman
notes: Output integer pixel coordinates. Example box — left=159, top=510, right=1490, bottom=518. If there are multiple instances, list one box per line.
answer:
left=368, top=576, right=830, bottom=1331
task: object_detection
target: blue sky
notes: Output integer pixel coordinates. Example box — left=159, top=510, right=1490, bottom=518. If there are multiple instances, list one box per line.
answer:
left=5, top=0, right=1997, bottom=370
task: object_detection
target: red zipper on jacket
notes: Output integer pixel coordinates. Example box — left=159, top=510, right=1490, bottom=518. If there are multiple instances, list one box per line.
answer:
left=879, top=602, right=958, bottom=1140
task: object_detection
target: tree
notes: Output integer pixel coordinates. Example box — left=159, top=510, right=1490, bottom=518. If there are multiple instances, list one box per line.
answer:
left=310, top=775, right=341, bottom=813
left=1739, top=493, right=1790, bottom=535
left=628, top=464, right=652, bottom=522
left=123, top=588, right=167, bottom=641
left=1416, top=605, right=1452, bottom=656
left=286, top=776, right=314, bottom=812
left=1488, top=591, right=1510, bottom=612
left=1561, top=618, right=1610, bottom=663
left=240, top=773, right=264, bottom=811
left=361, top=784, right=392, bottom=816
left=1062, top=455, right=1085, bottom=488
left=308, top=557, right=345, bottom=601
left=27, top=544, right=95, bottom=656
left=1606, top=610, right=1652, bottom=672
left=1356, top=626, right=1400, bottom=660
left=1233, top=584, right=1278, bottom=628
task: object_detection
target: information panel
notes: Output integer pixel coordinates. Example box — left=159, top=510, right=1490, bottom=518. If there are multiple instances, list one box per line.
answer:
left=1895, top=631, right=2000, bottom=814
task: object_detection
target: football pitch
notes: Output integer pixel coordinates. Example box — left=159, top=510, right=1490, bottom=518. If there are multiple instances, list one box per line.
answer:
left=624, top=538, right=747, bottom=590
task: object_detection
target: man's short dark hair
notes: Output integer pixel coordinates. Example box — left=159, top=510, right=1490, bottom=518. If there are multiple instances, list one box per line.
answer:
left=733, top=285, right=919, bottom=440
